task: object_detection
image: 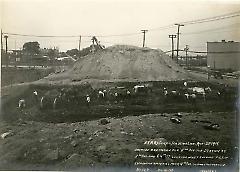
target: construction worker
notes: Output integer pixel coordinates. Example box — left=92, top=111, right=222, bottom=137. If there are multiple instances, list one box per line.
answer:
left=86, top=95, right=91, bottom=106
left=53, top=97, right=58, bottom=110
left=18, top=99, right=26, bottom=109
left=163, top=87, right=168, bottom=104
left=190, top=93, right=197, bottom=109
left=40, top=96, right=44, bottom=109
left=184, top=81, right=187, bottom=87
left=114, top=92, right=118, bottom=103
left=163, top=88, right=168, bottom=97
left=126, top=90, right=131, bottom=97
left=98, top=90, right=105, bottom=99
left=33, top=90, right=38, bottom=103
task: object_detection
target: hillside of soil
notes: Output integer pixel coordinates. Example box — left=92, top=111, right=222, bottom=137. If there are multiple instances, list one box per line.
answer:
left=68, top=45, right=193, bottom=82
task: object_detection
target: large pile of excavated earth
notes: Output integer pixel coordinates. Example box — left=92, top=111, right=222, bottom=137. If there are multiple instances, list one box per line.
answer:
left=69, top=45, right=193, bottom=82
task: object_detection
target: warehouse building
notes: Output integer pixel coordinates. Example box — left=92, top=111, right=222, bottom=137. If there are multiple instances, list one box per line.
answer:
left=207, top=40, right=240, bottom=71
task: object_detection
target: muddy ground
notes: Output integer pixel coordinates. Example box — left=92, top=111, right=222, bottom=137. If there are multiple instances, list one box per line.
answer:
left=0, top=112, right=238, bottom=171
left=1, top=67, right=54, bottom=87
left=0, top=80, right=239, bottom=171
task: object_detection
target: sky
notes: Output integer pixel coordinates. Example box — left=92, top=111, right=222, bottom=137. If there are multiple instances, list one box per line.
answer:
left=1, top=0, right=240, bottom=55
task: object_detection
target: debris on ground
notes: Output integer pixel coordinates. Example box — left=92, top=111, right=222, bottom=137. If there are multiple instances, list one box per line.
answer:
left=93, top=130, right=104, bottom=137
left=68, top=153, right=80, bottom=161
left=70, top=140, right=78, bottom=147
left=96, top=145, right=106, bottom=152
left=199, top=120, right=212, bottom=124
left=44, top=149, right=59, bottom=161
left=204, top=123, right=220, bottom=131
left=120, top=131, right=128, bottom=135
left=176, top=112, right=182, bottom=118
left=0, top=111, right=236, bottom=170
left=1, top=131, right=13, bottom=139
left=99, top=118, right=110, bottom=125
left=73, top=128, right=79, bottom=133
left=170, top=117, right=181, bottom=124
left=190, top=119, right=199, bottom=123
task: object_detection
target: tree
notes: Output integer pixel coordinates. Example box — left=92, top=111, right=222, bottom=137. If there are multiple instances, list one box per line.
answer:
left=78, top=45, right=100, bottom=57
left=47, top=48, right=58, bottom=59
left=66, top=48, right=79, bottom=57
left=23, top=42, right=40, bottom=55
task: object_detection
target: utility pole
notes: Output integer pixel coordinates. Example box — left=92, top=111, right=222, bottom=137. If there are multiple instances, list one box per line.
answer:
left=1, top=29, right=3, bottom=67
left=175, top=24, right=184, bottom=63
left=78, top=35, right=81, bottom=51
left=1, top=29, right=3, bottom=54
left=184, top=45, right=189, bottom=67
left=168, top=34, right=177, bottom=59
left=78, top=35, right=81, bottom=58
left=141, top=30, right=148, bottom=47
left=4, top=35, right=8, bottom=68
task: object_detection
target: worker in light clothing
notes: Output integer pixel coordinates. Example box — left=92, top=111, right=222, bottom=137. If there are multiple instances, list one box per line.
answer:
left=126, top=90, right=131, bottom=97
left=33, top=90, right=38, bottom=103
left=163, top=88, right=168, bottom=96
left=190, top=93, right=197, bottom=108
left=40, top=96, right=44, bottom=109
left=18, top=99, right=26, bottom=109
left=98, top=90, right=105, bottom=99
left=114, top=92, right=118, bottom=103
left=163, top=87, right=168, bottom=104
left=184, top=82, right=187, bottom=87
left=86, top=95, right=91, bottom=106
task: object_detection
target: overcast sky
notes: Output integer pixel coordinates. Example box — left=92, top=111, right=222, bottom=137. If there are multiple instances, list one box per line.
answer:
left=1, top=0, right=240, bottom=55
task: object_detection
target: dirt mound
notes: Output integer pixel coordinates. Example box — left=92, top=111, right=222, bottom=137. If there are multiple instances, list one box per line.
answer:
left=70, top=45, right=193, bottom=82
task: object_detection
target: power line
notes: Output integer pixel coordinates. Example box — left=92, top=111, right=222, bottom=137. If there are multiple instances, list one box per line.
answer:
left=183, top=28, right=240, bottom=37
left=146, top=11, right=240, bottom=32
left=181, top=11, right=240, bottom=25
left=182, top=23, right=240, bottom=35
left=165, top=49, right=240, bottom=54
left=3, top=32, right=141, bottom=38
left=188, top=50, right=240, bottom=54
left=3, top=11, right=240, bottom=38
left=2, top=10, right=240, bottom=51
left=148, top=25, right=175, bottom=31
left=97, top=32, right=142, bottom=37
left=2, top=33, right=91, bottom=38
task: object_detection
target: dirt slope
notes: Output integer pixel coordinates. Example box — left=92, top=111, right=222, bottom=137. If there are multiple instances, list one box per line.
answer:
left=70, top=45, right=193, bottom=82
left=0, top=112, right=237, bottom=170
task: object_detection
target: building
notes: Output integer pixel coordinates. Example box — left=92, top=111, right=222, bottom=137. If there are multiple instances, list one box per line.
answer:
left=207, top=40, right=240, bottom=71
